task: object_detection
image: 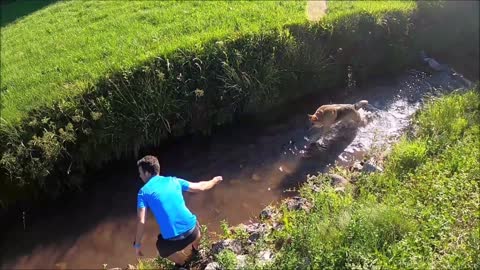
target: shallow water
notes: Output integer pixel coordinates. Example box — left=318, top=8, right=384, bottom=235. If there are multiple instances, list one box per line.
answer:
left=0, top=68, right=470, bottom=269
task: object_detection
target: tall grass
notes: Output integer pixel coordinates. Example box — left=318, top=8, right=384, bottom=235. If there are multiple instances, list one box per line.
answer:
left=270, top=90, right=479, bottom=269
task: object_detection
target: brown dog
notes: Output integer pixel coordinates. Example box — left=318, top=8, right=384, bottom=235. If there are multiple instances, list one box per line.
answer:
left=308, top=100, right=369, bottom=132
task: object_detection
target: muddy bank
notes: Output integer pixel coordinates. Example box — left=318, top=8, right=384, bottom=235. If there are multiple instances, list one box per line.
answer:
left=0, top=65, right=472, bottom=269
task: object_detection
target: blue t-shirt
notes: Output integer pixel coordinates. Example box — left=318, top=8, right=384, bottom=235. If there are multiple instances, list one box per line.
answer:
left=137, top=175, right=197, bottom=239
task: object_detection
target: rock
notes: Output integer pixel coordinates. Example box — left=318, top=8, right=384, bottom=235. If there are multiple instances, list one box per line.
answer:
left=426, top=58, right=449, bottom=72
left=334, top=186, right=345, bottom=193
left=127, top=264, right=136, bottom=270
left=286, top=196, right=312, bottom=212
left=204, top=262, right=221, bottom=270
left=236, top=254, right=247, bottom=269
left=420, top=51, right=450, bottom=72
left=361, top=162, right=383, bottom=173
left=211, top=239, right=243, bottom=255
left=350, top=161, right=382, bottom=173
left=351, top=161, right=364, bottom=172
left=259, top=206, right=274, bottom=220
left=257, top=250, right=274, bottom=265
left=242, top=222, right=268, bottom=244
left=327, top=174, right=349, bottom=188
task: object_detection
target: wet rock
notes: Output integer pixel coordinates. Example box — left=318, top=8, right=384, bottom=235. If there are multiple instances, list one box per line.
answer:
left=238, top=222, right=269, bottom=244
left=420, top=51, right=450, bottom=72
left=204, top=262, right=221, bottom=270
left=426, top=58, right=449, bottom=72
left=286, top=196, right=312, bottom=212
left=327, top=174, right=349, bottom=188
left=211, top=239, right=243, bottom=255
left=259, top=206, right=275, bottom=220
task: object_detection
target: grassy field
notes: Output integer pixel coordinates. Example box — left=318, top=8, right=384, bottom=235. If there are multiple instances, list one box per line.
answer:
left=0, top=1, right=416, bottom=123
left=139, top=90, right=478, bottom=270
left=0, top=1, right=306, bottom=123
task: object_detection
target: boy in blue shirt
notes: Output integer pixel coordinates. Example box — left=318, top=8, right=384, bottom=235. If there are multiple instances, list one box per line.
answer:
left=133, top=155, right=223, bottom=266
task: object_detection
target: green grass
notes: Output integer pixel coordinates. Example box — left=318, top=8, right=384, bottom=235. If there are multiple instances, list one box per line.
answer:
left=324, top=0, right=416, bottom=24
left=268, top=90, right=480, bottom=269
left=0, top=1, right=306, bottom=123
left=0, top=1, right=417, bottom=124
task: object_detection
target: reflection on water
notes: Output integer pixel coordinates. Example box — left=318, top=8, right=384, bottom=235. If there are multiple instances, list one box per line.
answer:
left=0, top=69, right=470, bottom=269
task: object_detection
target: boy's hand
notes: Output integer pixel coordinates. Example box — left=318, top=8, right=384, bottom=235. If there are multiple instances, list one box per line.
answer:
left=212, top=176, right=223, bottom=183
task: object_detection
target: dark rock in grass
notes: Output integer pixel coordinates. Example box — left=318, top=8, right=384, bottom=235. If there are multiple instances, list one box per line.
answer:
left=350, top=160, right=383, bottom=173
left=351, top=161, right=364, bottom=172
left=211, top=239, right=243, bottom=255
left=286, top=196, right=312, bottom=212
left=259, top=206, right=275, bottom=220
left=362, top=161, right=383, bottom=173
left=327, top=173, right=349, bottom=188
left=244, top=223, right=268, bottom=244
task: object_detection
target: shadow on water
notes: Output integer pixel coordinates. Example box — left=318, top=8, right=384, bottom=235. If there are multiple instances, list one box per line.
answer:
left=278, top=126, right=358, bottom=192
left=1, top=0, right=57, bottom=27
left=0, top=66, right=473, bottom=269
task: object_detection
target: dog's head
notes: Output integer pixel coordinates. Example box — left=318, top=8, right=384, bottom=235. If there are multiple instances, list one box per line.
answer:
left=308, top=114, right=319, bottom=122
left=308, top=113, right=325, bottom=129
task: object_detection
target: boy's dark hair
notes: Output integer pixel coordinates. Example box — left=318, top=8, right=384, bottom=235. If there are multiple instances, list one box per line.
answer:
left=137, top=155, right=160, bottom=175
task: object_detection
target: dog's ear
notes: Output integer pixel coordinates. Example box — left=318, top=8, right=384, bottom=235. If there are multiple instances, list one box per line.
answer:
left=308, top=114, right=318, bottom=121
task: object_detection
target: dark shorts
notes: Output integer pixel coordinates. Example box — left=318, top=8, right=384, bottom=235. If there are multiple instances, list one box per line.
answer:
left=156, top=223, right=201, bottom=258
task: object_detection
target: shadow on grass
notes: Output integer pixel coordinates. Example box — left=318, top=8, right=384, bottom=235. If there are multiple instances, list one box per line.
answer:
left=1, top=0, right=57, bottom=27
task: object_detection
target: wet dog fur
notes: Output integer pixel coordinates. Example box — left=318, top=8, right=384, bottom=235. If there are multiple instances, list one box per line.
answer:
left=308, top=100, right=369, bottom=133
